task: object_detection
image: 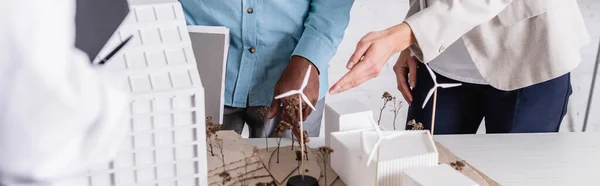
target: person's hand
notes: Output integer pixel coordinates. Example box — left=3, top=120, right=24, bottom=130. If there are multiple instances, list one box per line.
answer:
left=267, top=55, right=319, bottom=121
left=329, top=22, right=416, bottom=94
left=394, top=49, right=418, bottom=105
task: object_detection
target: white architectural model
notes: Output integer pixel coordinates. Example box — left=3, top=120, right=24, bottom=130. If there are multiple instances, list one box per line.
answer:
left=404, top=164, right=479, bottom=186
left=83, top=1, right=216, bottom=186
left=188, top=26, right=230, bottom=124
left=324, top=100, right=374, bottom=146
left=328, top=107, right=439, bottom=186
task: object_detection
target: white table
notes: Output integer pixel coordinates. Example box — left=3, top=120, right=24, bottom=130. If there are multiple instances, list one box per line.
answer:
left=246, top=132, right=600, bottom=186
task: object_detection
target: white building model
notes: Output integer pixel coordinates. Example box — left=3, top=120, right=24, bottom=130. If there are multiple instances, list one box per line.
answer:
left=83, top=1, right=217, bottom=186
left=326, top=100, right=440, bottom=186
left=404, top=164, right=479, bottom=186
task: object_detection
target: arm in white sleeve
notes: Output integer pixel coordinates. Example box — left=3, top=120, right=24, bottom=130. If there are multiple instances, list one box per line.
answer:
left=404, top=0, right=514, bottom=62
left=0, top=0, right=128, bottom=184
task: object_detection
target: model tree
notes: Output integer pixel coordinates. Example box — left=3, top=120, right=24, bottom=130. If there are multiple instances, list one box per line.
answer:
left=274, top=120, right=293, bottom=163
left=407, top=119, right=424, bottom=130
left=378, top=92, right=393, bottom=125
left=256, top=107, right=271, bottom=151
left=318, top=146, right=334, bottom=185
left=205, top=116, right=220, bottom=156
left=390, top=97, right=403, bottom=130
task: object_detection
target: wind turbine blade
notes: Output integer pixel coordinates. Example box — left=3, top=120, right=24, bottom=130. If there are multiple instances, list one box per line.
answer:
left=439, top=83, right=462, bottom=88
left=300, top=66, right=312, bottom=89
left=366, top=139, right=382, bottom=167
left=422, top=88, right=435, bottom=109
left=301, top=94, right=316, bottom=110
left=369, top=117, right=379, bottom=129
left=274, top=90, right=299, bottom=99
left=424, top=64, right=437, bottom=81
left=374, top=124, right=382, bottom=136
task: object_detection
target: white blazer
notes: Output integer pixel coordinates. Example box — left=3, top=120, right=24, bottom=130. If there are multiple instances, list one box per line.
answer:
left=0, top=0, right=128, bottom=185
left=404, top=0, right=590, bottom=90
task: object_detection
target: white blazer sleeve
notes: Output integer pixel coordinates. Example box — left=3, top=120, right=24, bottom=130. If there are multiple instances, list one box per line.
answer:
left=404, top=0, right=514, bottom=63
left=0, top=0, right=128, bottom=185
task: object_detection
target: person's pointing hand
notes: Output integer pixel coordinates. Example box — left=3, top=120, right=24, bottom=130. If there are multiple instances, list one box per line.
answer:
left=329, top=22, right=416, bottom=94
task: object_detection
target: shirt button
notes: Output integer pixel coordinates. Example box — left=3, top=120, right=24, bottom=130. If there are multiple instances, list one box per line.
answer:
left=439, top=46, right=446, bottom=53
left=249, top=47, right=256, bottom=53
left=247, top=8, right=254, bottom=14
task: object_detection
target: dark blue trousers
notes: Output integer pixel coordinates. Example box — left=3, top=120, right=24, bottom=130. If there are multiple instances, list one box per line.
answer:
left=407, top=63, right=572, bottom=134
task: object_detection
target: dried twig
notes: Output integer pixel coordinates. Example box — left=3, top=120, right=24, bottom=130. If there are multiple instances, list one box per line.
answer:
left=318, top=146, right=334, bottom=185
left=214, top=136, right=226, bottom=172
left=275, top=121, right=292, bottom=163
left=205, top=116, right=220, bottom=156
left=390, top=97, right=403, bottom=130
left=214, top=136, right=233, bottom=185
left=303, top=130, right=309, bottom=161
left=449, top=160, right=466, bottom=172
left=283, top=97, right=311, bottom=143
left=378, top=92, right=393, bottom=125
left=257, top=107, right=271, bottom=151
left=295, top=150, right=302, bottom=175
left=238, top=146, right=261, bottom=186
left=407, top=119, right=424, bottom=130
left=218, top=171, right=231, bottom=184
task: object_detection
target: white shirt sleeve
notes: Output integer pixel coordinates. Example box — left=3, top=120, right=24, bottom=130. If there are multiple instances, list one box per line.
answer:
left=0, top=0, right=129, bottom=185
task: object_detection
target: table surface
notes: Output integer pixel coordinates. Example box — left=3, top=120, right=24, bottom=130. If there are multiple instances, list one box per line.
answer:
left=245, top=132, right=600, bottom=186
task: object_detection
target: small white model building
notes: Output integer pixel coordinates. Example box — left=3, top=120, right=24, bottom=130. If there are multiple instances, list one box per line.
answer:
left=404, top=164, right=479, bottom=186
left=86, top=1, right=217, bottom=186
left=324, top=100, right=374, bottom=146
left=327, top=103, right=439, bottom=186
left=362, top=130, right=439, bottom=177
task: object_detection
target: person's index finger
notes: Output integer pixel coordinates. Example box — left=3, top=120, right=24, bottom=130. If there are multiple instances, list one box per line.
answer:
left=329, top=61, right=372, bottom=94
left=329, top=64, right=361, bottom=94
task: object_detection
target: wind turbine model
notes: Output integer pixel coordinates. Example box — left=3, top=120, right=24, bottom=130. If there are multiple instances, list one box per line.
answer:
left=421, top=64, right=461, bottom=134
left=274, top=65, right=315, bottom=179
left=364, top=116, right=403, bottom=186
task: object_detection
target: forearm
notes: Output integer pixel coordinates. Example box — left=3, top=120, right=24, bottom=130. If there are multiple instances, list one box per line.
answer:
left=404, top=0, right=514, bottom=62
left=292, top=0, right=355, bottom=74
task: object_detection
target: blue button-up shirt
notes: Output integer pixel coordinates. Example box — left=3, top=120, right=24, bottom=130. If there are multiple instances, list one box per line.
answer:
left=181, top=0, right=354, bottom=107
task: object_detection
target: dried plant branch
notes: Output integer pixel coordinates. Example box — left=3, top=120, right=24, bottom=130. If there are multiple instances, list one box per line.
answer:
left=214, top=135, right=232, bottom=185
left=218, top=171, right=231, bottom=185
left=238, top=147, right=261, bottom=186
left=205, top=116, right=221, bottom=156
left=206, top=137, right=215, bottom=156
left=257, top=107, right=271, bottom=151
left=275, top=120, right=292, bottom=163
left=378, top=92, right=393, bottom=125
left=407, top=119, right=424, bottom=130
left=283, top=97, right=311, bottom=143
left=389, top=97, right=403, bottom=130
left=295, top=150, right=302, bottom=175
left=449, top=160, right=466, bottom=172
left=303, top=130, right=310, bottom=161
left=214, top=136, right=226, bottom=172
left=318, top=146, right=334, bottom=185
